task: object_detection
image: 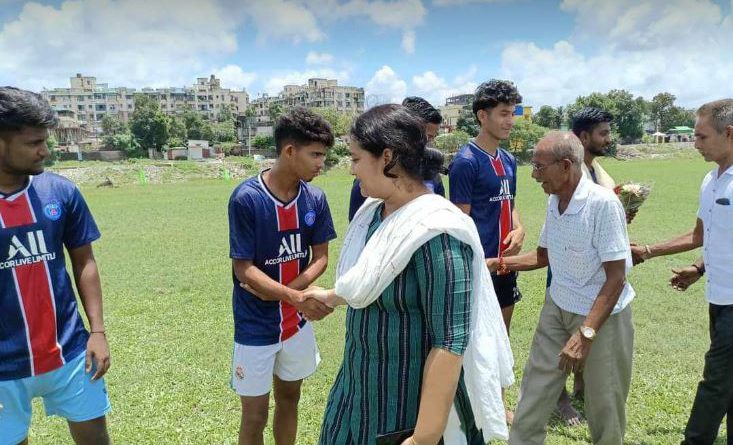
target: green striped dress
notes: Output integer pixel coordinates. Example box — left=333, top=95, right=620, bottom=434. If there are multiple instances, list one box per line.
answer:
left=319, top=205, right=484, bottom=445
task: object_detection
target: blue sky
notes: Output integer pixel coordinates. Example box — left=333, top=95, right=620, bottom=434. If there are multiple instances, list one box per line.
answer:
left=1, top=0, right=731, bottom=107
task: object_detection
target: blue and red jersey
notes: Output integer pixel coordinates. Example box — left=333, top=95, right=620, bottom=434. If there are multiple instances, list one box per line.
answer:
left=449, top=142, right=517, bottom=258
left=228, top=172, right=337, bottom=346
left=0, top=173, right=99, bottom=381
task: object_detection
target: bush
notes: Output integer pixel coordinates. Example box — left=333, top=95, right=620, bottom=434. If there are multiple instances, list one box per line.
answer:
left=252, top=135, right=275, bottom=150
left=332, top=141, right=350, bottom=157
left=325, top=149, right=341, bottom=168
left=506, top=119, right=549, bottom=163
left=219, top=142, right=239, bottom=155
left=434, top=131, right=471, bottom=154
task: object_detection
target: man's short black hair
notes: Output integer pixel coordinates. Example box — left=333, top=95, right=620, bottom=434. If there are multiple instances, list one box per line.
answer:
left=402, top=96, right=442, bottom=125
left=472, top=80, right=522, bottom=120
left=0, top=87, right=58, bottom=134
left=273, top=107, right=334, bottom=154
left=571, top=107, right=614, bottom=137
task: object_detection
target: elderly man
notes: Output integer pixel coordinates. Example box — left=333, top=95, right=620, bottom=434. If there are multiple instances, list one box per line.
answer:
left=488, top=131, right=635, bottom=444
left=630, top=99, right=733, bottom=445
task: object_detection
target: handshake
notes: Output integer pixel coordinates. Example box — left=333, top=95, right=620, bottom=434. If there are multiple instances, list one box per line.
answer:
left=240, top=283, right=342, bottom=321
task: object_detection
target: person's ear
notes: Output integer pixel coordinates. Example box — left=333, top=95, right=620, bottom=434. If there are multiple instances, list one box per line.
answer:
left=382, top=148, right=393, bottom=165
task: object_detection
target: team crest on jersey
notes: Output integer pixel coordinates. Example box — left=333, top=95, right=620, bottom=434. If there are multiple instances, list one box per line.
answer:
left=235, top=366, right=245, bottom=380
left=304, top=210, right=316, bottom=227
left=43, top=202, right=62, bottom=221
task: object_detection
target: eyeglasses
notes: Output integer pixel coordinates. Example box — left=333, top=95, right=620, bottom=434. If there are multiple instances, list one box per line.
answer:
left=530, top=161, right=559, bottom=172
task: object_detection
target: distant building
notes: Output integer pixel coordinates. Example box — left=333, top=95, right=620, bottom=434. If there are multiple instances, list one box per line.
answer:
left=41, top=73, right=249, bottom=133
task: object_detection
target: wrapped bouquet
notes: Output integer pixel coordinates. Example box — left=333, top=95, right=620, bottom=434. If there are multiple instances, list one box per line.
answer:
left=614, top=182, right=652, bottom=221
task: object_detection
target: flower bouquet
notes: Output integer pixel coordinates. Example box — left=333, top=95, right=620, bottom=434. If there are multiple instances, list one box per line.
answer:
left=614, top=182, right=652, bottom=222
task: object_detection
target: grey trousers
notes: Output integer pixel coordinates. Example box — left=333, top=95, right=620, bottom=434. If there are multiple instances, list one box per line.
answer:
left=509, top=294, right=634, bottom=445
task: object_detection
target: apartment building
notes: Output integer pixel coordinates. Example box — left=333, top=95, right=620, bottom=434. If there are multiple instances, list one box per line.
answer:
left=41, top=74, right=249, bottom=131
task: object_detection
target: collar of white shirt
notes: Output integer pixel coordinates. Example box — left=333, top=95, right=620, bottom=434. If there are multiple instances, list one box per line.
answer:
left=715, top=164, right=733, bottom=178
left=549, top=176, right=591, bottom=217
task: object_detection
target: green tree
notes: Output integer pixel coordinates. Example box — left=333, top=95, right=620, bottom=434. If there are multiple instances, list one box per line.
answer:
left=167, top=115, right=187, bottom=147
left=312, top=107, right=354, bottom=137
left=665, top=106, right=695, bottom=130
left=606, top=89, right=644, bottom=142
left=506, top=119, right=549, bottom=162
left=252, top=134, right=275, bottom=150
left=650, top=92, right=676, bottom=132
left=268, top=103, right=284, bottom=123
left=210, top=120, right=237, bottom=143
left=181, top=107, right=212, bottom=141
left=433, top=130, right=471, bottom=153
left=101, top=115, right=126, bottom=136
left=216, top=104, right=235, bottom=123
left=456, top=114, right=479, bottom=137
left=534, top=105, right=562, bottom=129
left=130, top=95, right=169, bottom=151
left=104, top=133, right=141, bottom=155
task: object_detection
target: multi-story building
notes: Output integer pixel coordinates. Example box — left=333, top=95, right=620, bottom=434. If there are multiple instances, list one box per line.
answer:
left=41, top=74, right=249, bottom=132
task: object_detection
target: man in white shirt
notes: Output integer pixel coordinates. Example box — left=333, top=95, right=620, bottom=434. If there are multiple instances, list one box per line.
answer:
left=630, top=99, right=733, bottom=444
left=489, top=131, right=635, bottom=445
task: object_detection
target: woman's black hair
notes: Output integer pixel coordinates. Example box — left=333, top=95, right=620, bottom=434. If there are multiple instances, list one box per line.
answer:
left=351, top=104, right=442, bottom=181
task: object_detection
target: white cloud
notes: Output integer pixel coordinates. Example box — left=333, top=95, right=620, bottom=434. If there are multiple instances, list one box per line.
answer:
left=305, top=51, right=334, bottom=65
left=211, top=65, right=257, bottom=91
left=365, top=65, right=407, bottom=105
left=245, top=0, right=324, bottom=44
left=411, top=69, right=477, bottom=106
left=263, top=68, right=351, bottom=96
left=401, top=30, right=416, bottom=54
left=0, top=0, right=239, bottom=91
left=500, top=0, right=733, bottom=107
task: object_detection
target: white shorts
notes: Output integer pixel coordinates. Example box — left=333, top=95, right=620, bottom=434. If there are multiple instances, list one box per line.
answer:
left=231, top=323, right=321, bottom=397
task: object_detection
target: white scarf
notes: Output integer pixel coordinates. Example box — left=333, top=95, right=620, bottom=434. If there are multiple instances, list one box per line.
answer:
left=335, top=194, right=514, bottom=441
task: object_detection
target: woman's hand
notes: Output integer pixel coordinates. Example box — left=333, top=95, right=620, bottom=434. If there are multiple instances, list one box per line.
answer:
left=303, top=287, right=345, bottom=308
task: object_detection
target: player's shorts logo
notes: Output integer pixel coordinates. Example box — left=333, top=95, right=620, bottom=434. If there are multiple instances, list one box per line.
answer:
left=235, top=366, right=245, bottom=380
left=43, top=202, right=63, bottom=221
left=304, top=210, right=316, bottom=227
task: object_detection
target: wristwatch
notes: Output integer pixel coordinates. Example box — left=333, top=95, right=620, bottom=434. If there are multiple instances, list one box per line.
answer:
left=579, top=326, right=596, bottom=342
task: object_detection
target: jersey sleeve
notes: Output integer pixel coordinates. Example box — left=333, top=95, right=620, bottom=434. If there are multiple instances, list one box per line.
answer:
left=348, top=179, right=366, bottom=222
left=228, top=192, right=256, bottom=260
left=433, top=174, right=446, bottom=197
left=313, top=193, right=337, bottom=245
left=62, top=186, right=101, bottom=249
left=449, top=156, right=477, bottom=205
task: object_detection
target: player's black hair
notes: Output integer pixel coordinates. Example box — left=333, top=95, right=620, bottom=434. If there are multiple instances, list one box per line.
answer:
left=273, top=107, right=334, bottom=154
left=350, top=104, right=441, bottom=180
left=571, top=107, right=614, bottom=137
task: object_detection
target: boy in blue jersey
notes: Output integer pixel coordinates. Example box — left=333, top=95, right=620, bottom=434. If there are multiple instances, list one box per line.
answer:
left=348, top=96, right=445, bottom=221
left=228, top=107, right=337, bottom=445
left=449, top=80, right=525, bottom=423
left=0, top=88, right=112, bottom=445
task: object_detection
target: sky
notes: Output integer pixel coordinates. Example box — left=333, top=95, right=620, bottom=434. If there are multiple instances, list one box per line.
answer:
left=0, top=0, right=731, bottom=108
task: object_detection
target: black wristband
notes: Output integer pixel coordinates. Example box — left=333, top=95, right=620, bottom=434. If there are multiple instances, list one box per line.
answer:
left=692, top=263, right=705, bottom=276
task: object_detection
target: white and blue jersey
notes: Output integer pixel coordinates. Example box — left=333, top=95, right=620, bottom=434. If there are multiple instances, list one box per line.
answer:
left=228, top=172, right=336, bottom=346
left=0, top=173, right=99, bottom=381
left=449, top=142, right=517, bottom=258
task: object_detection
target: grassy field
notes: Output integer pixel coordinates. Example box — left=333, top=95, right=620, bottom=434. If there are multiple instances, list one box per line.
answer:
left=28, top=156, right=727, bottom=444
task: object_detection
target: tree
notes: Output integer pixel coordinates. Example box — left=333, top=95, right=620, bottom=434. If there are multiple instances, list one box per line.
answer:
left=216, top=104, right=235, bottom=123
left=252, top=134, right=275, bottom=150
left=506, top=119, right=549, bottom=162
left=181, top=107, right=212, bottom=141
left=167, top=115, right=188, bottom=147
left=665, top=106, right=696, bottom=130
left=312, top=107, right=354, bottom=137
left=650, top=92, right=676, bottom=132
left=534, top=105, right=562, bottom=129
left=456, top=114, right=479, bottom=137
left=210, top=120, right=237, bottom=143
left=129, top=94, right=169, bottom=151
left=268, top=103, right=284, bottom=123
left=104, top=133, right=141, bottom=155
left=101, top=115, right=126, bottom=136
left=433, top=130, right=471, bottom=153
left=606, top=89, right=644, bottom=142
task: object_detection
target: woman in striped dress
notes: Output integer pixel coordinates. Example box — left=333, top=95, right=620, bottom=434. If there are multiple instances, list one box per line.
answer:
left=304, top=104, right=488, bottom=445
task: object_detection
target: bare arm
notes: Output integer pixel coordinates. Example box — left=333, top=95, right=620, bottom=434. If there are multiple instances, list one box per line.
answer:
left=233, top=259, right=303, bottom=303
left=410, top=349, right=463, bottom=445
left=280, top=243, right=329, bottom=291
left=633, top=219, right=704, bottom=263
left=487, top=247, right=549, bottom=272
left=68, top=244, right=110, bottom=380
left=502, top=206, right=525, bottom=256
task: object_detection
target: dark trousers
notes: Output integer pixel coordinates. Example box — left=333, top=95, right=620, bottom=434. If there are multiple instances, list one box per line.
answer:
left=682, top=303, right=733, bottom=444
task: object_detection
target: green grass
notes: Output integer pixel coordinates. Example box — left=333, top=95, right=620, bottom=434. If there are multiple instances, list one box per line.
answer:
left=28, top=157, right=727, bottom=444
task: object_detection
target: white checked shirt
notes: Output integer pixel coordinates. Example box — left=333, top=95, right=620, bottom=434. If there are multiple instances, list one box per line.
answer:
left=539, top=176, right=635, bottom=316
left=697, top=165, right=733, bottom=305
